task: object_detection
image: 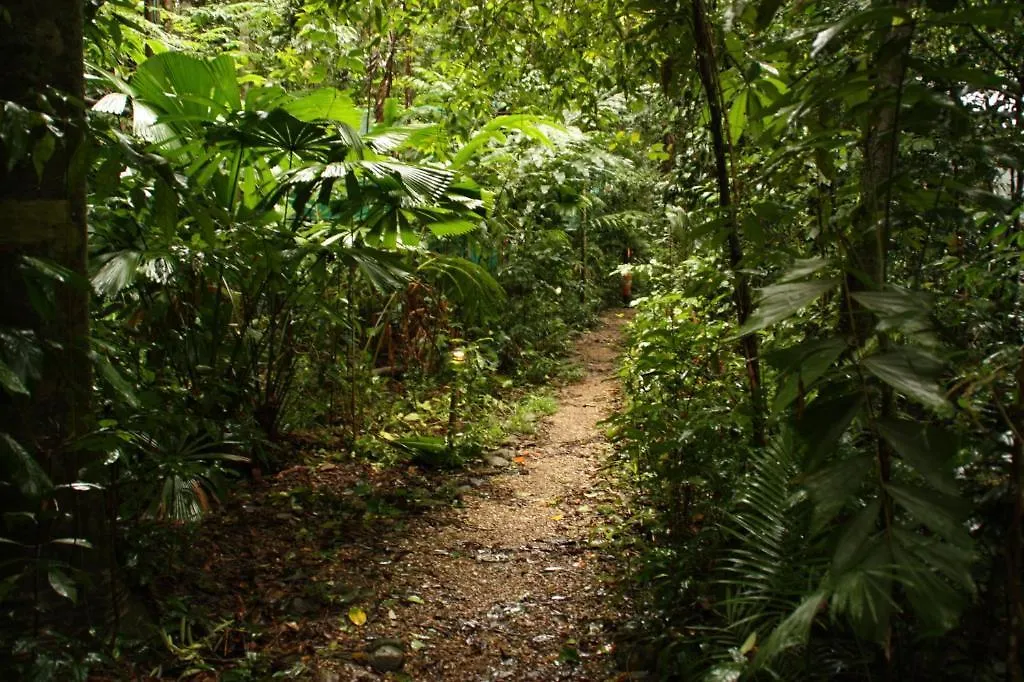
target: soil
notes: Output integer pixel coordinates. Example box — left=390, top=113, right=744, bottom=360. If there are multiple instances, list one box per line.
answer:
left=132, top=310, right=634, bottom=682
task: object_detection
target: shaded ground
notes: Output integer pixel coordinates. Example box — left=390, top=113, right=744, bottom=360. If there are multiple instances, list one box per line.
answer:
left=132, top=311, right=633, bottom=681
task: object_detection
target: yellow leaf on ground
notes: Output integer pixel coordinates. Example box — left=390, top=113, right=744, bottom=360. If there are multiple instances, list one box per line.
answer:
left=348, top=606, right=367, bottom=626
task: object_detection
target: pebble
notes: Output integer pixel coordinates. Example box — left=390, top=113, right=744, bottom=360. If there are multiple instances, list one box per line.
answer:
left=368, top=642, right=405, bottom=672
left=483, top=454, right=511, bottom=468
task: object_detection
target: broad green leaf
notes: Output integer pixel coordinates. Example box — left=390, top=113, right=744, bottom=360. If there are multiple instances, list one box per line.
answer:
left=913, top=62, right=1018, bottom=94
left=803, top=454, right=872, bottom=532
left=0, top=359, right=29, bottom=396
left=876, top=418, right=957, bottom=495
left=796, top=392, right=863, bottom=466
left=452, top=115, right=566, bottom=168
left=886, top=483, right=970, bottom=546
left=767, top=337, right=847, bottom=413
left=851, top=288, right=933, bottom=337
left=740, top=631, right=757, bottom=655
left=32, top=134, right=55, bottom=181
left=777, top=257, right=828, bottom=283
left=738, top=279, right=837, bottom=336
left=892, top=528, right=975, bottom=593
left=366, top=124, right=439, bottom=153
left=21, top=256, right=90, bottom=290
left=850, top=288, right=931, bottom=318
left=130, top=52, right=241, bottom=129
left=50, top=538, right=94, bottom=549
left=153, top=177, right=178, bottom=235
left=93, top=351, right=141, bottom=408
left=830, top=540, right=895, bottom=643
left=862, top=347, right=949, bottom=414
left=832, top=498, right=882, bottom=575
left=0, top=433, right=52, bottom=499
left=48, top=568, right=77, bottom=603
left=728, top=90, right=748, bottom=146
left=810, top=7, right=910, bottom=58
left=283, top=88, right=363, bottom=129
left=892, top=542, right=966, bottom=635
left=418, top=256, right=505, bottom=321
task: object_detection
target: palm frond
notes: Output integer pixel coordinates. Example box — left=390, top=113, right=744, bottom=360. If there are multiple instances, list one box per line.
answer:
left=452, top=115, right=573, bottom=168
left=417, top=255, right=505, bottom=321
left=716, top=431, right=824, bottom=671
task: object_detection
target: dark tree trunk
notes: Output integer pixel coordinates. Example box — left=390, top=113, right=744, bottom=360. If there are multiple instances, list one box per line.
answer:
left=847, top=2, right=914, bottom=670
left=842, top=5, right=913, bottom=347
left=375, top=31, right=398, bottom=122
left=0, top=0, right=102, bottom=624
left=0, top=0, right=90, bottom=478
left=690, top=0, right=766, bottom=448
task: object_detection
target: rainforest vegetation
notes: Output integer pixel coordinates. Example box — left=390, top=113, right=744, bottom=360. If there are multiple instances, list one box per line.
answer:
left=1, top=0, right=1023, bottom=679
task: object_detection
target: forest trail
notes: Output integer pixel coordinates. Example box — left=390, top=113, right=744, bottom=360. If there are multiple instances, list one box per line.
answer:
left=148, top=312, right=634, bottom=682
left=327, top=310, right=633, bottom=681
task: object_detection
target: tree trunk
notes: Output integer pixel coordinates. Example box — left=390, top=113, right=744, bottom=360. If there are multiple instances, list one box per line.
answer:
left=0, top=0, right=91, bottom=476
left=690, top=0, right=766, bottom=447
left=843, top=4, right=913, bottom=345
left=375, top=31, right=398, bottom=122
left=0, top=0, right=100, bottom=621
left=848, top=2, right=914, bottom=670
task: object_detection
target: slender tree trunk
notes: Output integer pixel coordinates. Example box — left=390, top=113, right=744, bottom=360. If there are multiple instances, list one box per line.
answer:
left=844, top=2, right=913, bottom=345
left=375, top=31, right=398, bottom=122
left=848, top=2, right=914, bottom=671
left=690, top=0, right=766, bottom=447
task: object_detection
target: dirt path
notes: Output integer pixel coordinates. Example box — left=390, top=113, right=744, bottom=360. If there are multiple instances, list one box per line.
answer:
left=334, top=311, right=632, bottom=680
left=137, top=312, right=634, bottom=682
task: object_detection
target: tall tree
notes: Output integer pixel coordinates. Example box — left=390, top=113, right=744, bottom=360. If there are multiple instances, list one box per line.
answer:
left=0, top=0, right=97, bottom=616
left=689, top=0, right=766, bottom=447
left=0, top=0, right=90, bottom=472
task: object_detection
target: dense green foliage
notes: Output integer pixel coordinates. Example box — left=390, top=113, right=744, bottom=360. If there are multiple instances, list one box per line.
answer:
left=604, top=1, right=1024, bottom=680
left=1, top=0, right=1023, bottom=679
